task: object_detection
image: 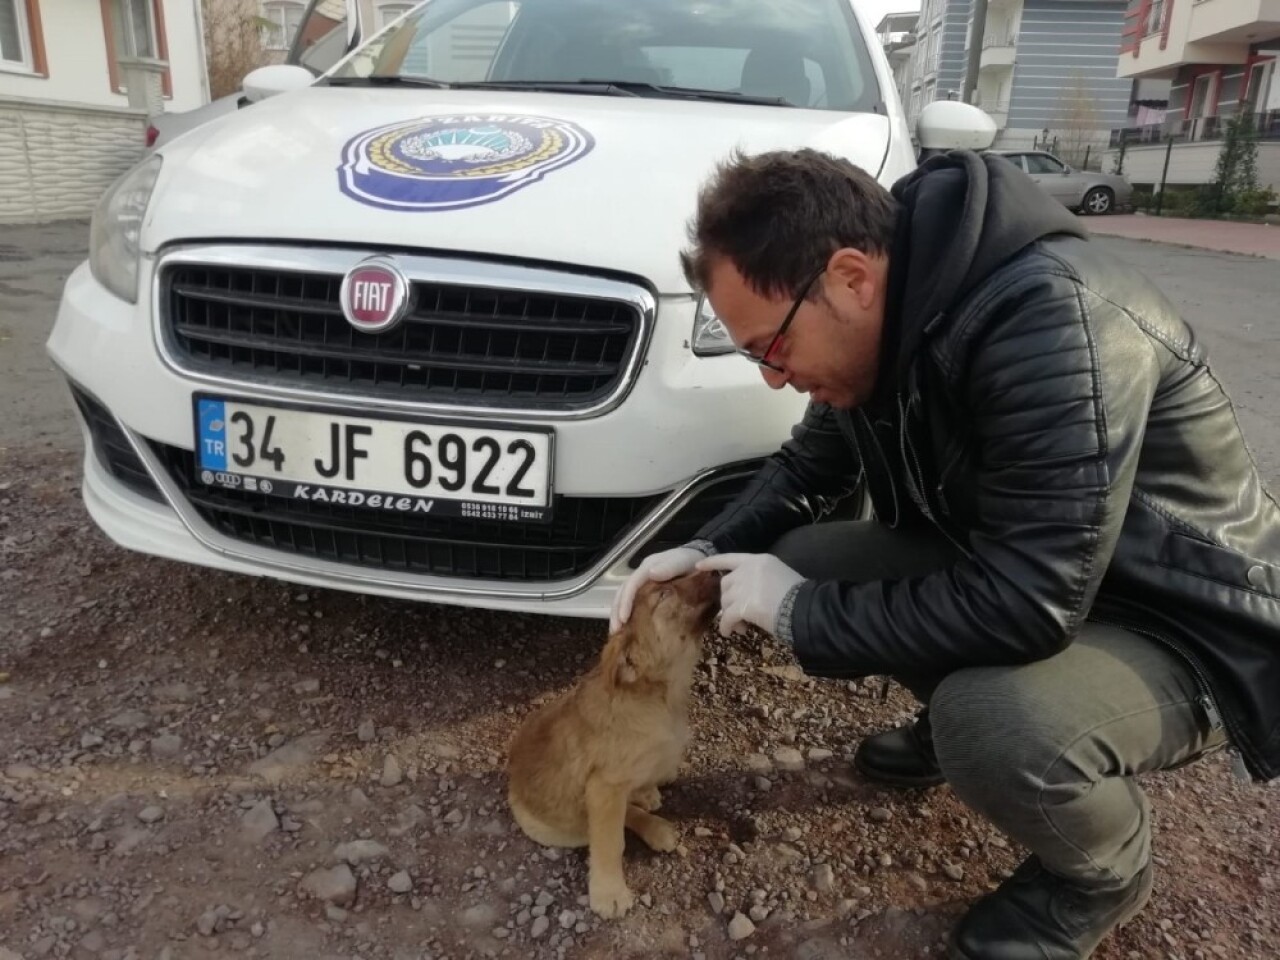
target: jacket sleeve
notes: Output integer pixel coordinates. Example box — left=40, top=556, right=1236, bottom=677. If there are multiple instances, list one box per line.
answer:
left=788, top=275, right=1160, bottom=676
left=691, top=401, right=864, bottom=555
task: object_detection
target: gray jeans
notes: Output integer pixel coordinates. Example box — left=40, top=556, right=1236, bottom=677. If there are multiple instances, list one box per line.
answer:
left=771, top=520, right=1228, bottom=886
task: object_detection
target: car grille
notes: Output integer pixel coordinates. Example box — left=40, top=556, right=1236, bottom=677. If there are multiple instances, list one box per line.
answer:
left=69, top=384, right=164, bottom=503
left=159, top=262, right=643, bottom=410
left=626, top=467, right=759, bottom=567
left=151, top=443, right=665, bottom=582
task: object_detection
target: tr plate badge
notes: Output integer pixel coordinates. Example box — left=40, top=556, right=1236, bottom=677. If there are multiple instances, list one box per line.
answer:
left=339, top=256, right=411, bottom=334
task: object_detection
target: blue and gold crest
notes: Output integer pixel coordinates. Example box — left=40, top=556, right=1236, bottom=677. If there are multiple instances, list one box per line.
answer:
left=338, top=114, right=595, bottom=212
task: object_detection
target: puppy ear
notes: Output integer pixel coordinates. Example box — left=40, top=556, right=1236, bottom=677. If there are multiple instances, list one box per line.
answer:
left=602, top=630, right=639, bottom=690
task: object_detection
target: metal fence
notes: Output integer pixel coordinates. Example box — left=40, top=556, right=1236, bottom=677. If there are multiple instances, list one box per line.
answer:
left=1109, top=109, right=1280, bottom=148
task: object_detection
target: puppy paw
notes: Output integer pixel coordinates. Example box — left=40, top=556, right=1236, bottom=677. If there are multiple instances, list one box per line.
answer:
left=631, top=785, right=662, bottom=812
left=642, top=816, right=678, bottom=853
left=589, top=877, right=634, bottom=919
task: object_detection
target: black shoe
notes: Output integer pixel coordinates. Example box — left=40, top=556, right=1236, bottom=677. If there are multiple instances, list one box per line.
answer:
left=949, top=856, right=1155, bottom=960
left=853, top=710, right=946, bottom=788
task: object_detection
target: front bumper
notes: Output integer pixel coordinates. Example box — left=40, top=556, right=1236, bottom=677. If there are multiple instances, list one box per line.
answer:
left=48, top=253, right=808, bottom=619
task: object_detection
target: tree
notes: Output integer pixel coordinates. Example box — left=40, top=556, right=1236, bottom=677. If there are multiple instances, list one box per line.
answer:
left=202, top=0, right=274, bottom=101
left=1052, top=71, right=1101, bottom=169
left=1209, top=109, right=1260, bottom=215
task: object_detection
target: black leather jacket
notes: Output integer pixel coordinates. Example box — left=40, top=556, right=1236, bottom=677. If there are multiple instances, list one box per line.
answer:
left=692, top=156, right=1280, bottom=782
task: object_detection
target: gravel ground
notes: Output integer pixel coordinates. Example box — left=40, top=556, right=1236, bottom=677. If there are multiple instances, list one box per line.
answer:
left=1, top=224, right=1278, bottom=960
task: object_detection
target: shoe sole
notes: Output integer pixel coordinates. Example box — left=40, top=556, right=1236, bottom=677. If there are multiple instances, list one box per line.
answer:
left=946, top=865, right=1155, bottom=960
left=852, top=752, right=946, bottom=789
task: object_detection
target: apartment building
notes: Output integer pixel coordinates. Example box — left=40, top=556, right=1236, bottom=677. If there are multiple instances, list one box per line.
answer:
left=904, top=0, right=973, bottom=123
left=1109, top=0, right=1280, bottom=189
left=876, top=10, right=920, bottom=109
left=904, top=0, right=1132, bottom=159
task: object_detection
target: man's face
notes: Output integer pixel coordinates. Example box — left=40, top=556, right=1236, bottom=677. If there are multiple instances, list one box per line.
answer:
left=703, top=250, right=889, bottom=410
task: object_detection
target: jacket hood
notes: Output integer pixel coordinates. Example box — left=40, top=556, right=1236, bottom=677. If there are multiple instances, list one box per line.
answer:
left=879, top=150, right=1089, bottom=397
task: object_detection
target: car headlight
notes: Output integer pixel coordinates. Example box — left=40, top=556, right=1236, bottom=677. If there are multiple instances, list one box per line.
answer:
left=89, top=155, right=163, bottom=303
left=691, top=296, right=735, bottom=356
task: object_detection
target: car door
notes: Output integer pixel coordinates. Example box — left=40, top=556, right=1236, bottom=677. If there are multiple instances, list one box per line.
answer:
left=1021, top=152, right=1080, bottom=206
left=287, top=0, right=370, bottom=75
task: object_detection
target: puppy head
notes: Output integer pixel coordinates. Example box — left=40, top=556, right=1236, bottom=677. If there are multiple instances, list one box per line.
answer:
left=603, top=570, right=720, bottom=690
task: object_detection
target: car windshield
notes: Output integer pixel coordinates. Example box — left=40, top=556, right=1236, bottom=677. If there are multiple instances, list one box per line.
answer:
left=327, top=0, right=882, bottom=112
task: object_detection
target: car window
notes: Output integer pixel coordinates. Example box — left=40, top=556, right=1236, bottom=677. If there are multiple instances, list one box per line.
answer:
left=291, top=0, right=353, bottom=75
left=1024, top=154, right=1066, bottom=175
left=331, top=0, right=880, bottom=113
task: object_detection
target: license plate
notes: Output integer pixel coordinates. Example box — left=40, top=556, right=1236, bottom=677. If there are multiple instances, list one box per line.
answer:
left=193, top=396, right=554, bottom=522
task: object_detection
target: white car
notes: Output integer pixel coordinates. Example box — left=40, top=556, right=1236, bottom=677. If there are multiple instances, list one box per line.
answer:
left=48, top=0, right=995, bottom=619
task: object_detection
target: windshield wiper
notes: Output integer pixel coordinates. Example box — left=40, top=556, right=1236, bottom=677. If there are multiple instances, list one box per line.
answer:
left=324, top=75, right=451, bottom=89
left=447, top=80, right=641, bottom=97
left=452, top=79, right=792, bottom=106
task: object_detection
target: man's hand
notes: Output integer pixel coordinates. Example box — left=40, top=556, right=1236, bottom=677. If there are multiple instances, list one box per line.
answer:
left=610, top=546, right=707, bottom=633
left=695, top=553, right=806, bottom=638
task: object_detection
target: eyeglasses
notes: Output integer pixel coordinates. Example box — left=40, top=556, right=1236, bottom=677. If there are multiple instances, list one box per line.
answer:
left=736, top=265, right=826, bottom=373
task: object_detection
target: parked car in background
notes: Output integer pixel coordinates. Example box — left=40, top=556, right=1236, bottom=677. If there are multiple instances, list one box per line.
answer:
left=995, top=149, right=1133, bottom=215
left=54, top=0, right=997, bottom=620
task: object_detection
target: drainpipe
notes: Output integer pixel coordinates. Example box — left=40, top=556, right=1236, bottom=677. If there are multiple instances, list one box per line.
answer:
left=191, top=0, right=212, bottom=105
left=963, top=0, right=989, bottom=105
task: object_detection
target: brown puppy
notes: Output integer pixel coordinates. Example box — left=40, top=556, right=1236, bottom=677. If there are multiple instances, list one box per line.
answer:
left=506, top=570, right=719, bottom=918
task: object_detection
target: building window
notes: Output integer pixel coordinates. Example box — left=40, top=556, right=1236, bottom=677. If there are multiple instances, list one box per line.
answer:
left=2, top=0, right=45, bottom=73
left=1145, top=0, right=1164, bottom=36
left=111, top=0, right=157, bottom=58
left=1, top=0, right=30, bottom=68
left=376, top=1, right=416, bottom=30
left=263, top=0, right=306, bottom=50
left=101, top=0, right=169, bottom=95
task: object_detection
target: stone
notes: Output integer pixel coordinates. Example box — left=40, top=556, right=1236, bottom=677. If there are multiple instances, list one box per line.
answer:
left=301, top=865, right=357, bottom=907
left=357, top=720, right=375, bottom=743
left=241, top=799, right=279, bottom=843
left=136, top=806, right=164, bottom=825
left=246, top=732, right=327, bottom=784
left=708, top=892, right=725, bottom=914
left=944, top=864, right=965, bottom=882
left=728, top=912, right=756, bottom=940
left=869, top=807, right=893, bottom=823
left=530, top=915, right=550, bottom=939
left=773, top=747, right=805, bottom=773
left=150, top=735, right=182, bottom=759
left=333, top=840, right=390, bottom=864
left=387, top=871, right=412, bottom=894
left=381, top=756, right=403, bottom=788
left=811, top=864, right=835, bottom=893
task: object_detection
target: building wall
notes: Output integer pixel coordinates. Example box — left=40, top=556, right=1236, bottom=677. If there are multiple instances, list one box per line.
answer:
left=0, top=99, right=146, bottom=224
left=1104, top=140, right=1280, bottom=189
left=938, top=0, right=974, bottom=99
left=1008, top=0, right=1133, bottom=131
left=0, top=0, right=207, bottom=113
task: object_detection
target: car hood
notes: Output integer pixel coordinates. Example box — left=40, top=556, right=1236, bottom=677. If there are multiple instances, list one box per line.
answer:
left=145, top=87, right=896, bottom=293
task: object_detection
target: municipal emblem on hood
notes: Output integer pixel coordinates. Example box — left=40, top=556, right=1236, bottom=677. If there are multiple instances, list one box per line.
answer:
left=338, top=114, right=595, bottom=212
left=339, top=256, right=410, bottom=333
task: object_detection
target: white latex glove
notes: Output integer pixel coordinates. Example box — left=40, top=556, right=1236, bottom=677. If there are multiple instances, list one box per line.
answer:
left=610, top=546, right=707, bottom=633
left=695, top=553, right=806, bottom=639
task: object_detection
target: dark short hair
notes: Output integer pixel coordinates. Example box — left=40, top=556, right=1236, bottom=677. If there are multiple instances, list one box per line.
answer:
left=679, top=148, right=899, bottom=299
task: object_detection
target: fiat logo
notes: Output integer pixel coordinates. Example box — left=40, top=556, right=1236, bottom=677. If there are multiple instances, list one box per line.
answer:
left=339, top=256, right=411, bottom=334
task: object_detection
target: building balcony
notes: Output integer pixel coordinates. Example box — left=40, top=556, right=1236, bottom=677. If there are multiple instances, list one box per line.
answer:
left=980, top=31, right=1017, bottom=69
left=1110, top=108, right=1280, bottom=146
left=1187, top=0, right=1280, bottom=44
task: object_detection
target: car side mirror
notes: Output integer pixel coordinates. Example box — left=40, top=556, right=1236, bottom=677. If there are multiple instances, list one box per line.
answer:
left=242, top=64, right=315, bottom=103
left=916, top=101, right=998, bottom=155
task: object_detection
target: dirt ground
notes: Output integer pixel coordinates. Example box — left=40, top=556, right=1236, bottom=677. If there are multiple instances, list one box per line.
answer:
left=1, top=222, right=1277, bottom=960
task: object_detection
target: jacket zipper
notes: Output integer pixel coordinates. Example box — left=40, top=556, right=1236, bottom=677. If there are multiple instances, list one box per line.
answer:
left=897, top=392, right=973, bottom=558
left=1089, top=615, right=1226, bottom=734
